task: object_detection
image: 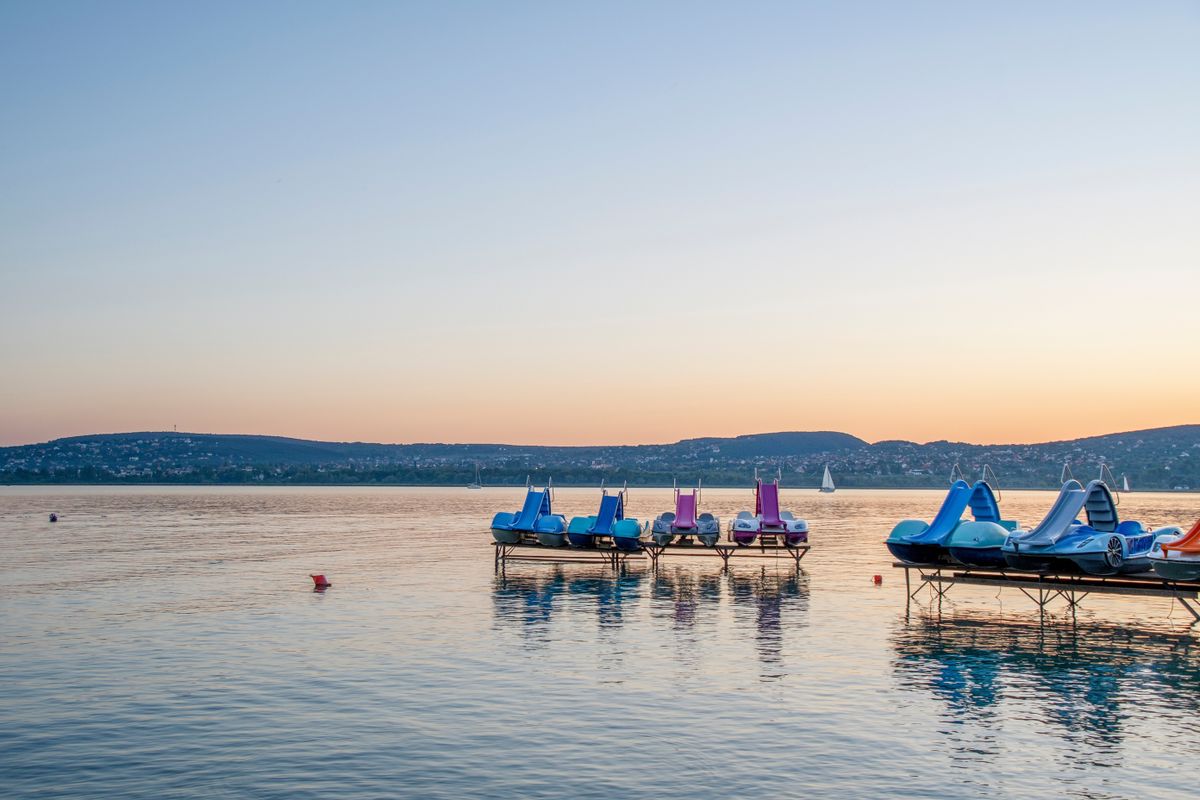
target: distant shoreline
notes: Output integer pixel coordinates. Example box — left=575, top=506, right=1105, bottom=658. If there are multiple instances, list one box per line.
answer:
left=6, top=427, right=1197, bottom=493
left=2, top=482, right=1196, bottom=493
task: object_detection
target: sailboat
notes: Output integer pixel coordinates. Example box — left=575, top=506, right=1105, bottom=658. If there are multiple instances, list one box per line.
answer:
left=819, top=465, right=836, bottom=493
left=468, top=464, right=482, bottom=490
left=1122, top=474, right=1131, bottom=493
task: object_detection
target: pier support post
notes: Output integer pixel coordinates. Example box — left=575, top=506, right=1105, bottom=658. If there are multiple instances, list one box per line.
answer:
left=715, top=546, right=734, bottom=571
left=928, top=569, right=952, bottom=601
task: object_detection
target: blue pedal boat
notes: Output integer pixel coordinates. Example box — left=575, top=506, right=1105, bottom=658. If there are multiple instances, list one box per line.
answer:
left=490, top=480, right=567, bottom=545
left=887, top=477, right=1016, bottom=566
left=1002, top=479, right=1179, bottom=575
left=566, top=484, right=645, bottom=551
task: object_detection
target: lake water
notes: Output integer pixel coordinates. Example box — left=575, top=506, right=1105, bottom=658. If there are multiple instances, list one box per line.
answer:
left=2, top=486, right=1199, bottom=799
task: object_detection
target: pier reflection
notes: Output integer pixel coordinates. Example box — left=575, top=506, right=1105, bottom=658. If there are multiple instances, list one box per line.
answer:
left=891, top=614, right=1200, bottom=746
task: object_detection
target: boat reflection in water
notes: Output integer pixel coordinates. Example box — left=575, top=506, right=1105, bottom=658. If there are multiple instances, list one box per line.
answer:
left=492, top=564, right=810, bottom=678
left=491, top=569, right=569, bottom=646
left=891, top=614, right=1200, bottom=746
left=650, top=568, right=724, bottom=629
left=567, top=569, right=646, bottom=629
left=728, top=567, right=810, bottom=678
left=649, top=565, right=810, bottom=679
left=491, top=567, right=647, bottom=637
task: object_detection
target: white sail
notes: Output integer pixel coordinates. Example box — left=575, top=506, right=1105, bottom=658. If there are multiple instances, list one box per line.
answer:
left=1123, top=474, right=1131, bottom=492
left=820, top=465, right=836, bottom=493
left=468, top=464, right=482, bottom=489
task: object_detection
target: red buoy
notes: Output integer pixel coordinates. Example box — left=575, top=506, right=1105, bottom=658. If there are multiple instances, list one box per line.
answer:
left=873, top=574, right=883, bottom=585
left=311, top=574, right=331, bottom=588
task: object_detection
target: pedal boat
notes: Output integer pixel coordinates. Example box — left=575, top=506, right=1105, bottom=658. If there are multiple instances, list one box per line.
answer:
left=887, top=478, right=1015, bottom=566
left=565, top=484, right=645, bottom=551
left=1148, top=518, right=1200, bottom=581
left=729, top=471, right=808, bottom=547
left=490, top=482, right=567, bottom=545
left=651, top=484, right=720, bottom=546
left=1002, top=479, right=1177, bottom=575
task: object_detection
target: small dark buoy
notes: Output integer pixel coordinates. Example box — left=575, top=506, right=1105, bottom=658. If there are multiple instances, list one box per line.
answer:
left=311, top=573, right=331, bottom=589
left=49, top=513, right=58, bottom=523
left=873, top=574, right=882, bottom=585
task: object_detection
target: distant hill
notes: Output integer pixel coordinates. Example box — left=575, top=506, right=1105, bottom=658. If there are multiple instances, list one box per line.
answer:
left=50, top=432, right=396, bottom=464
left=678, top=431, right=867, bottom=458
left=2, top=426, right=1198, bottom=489
left=1058, top=425, right=1200, bottom=449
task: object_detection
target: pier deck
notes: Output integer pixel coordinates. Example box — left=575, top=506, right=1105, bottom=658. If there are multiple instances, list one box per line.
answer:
left=895, top=562, right=1200, bottom=622
left=493, top=539, right=809, bottom=571
left=639, top=541, right=809, bottom=568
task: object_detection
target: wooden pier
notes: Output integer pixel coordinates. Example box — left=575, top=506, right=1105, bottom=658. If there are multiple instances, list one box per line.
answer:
left=493, top=539, right=810, bottom=572
left=640, top=541, right=809, bottom=569
left=895, top=562, right=1200, bottom=622
left=493, top=541, right=628, bottom=569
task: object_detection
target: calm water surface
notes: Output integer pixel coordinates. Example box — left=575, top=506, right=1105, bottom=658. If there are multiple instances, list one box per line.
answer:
left=2, top=487, right=1199, bottom=799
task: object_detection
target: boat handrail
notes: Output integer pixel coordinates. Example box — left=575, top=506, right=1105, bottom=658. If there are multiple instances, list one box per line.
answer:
left=1100, top=464, right=1120, bottom=507
left=949, top=463, right=966, bottom=484
left=981, top=464, right=1002, bottom=502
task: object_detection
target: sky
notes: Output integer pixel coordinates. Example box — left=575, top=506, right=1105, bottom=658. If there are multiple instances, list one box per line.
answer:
left=1, top=1, right=1198, bottom=448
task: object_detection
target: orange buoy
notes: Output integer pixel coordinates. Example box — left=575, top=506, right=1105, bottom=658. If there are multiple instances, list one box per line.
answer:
left=311, top=574, right=331, bottom=588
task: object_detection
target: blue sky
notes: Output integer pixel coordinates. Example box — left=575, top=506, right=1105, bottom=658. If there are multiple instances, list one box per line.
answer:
left=2, top=1, right=1198, bottom=446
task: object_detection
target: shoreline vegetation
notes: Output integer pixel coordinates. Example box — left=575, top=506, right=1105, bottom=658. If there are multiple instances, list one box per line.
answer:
left=3, top=426, right=1199, bottom=491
